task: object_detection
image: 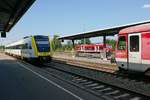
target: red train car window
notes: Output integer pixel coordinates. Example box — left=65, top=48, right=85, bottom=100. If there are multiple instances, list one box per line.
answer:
left=118, top=36, right=126, bottom=50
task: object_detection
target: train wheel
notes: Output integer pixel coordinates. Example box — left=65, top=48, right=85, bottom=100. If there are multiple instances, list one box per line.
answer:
left=118, top=67, right=125, bottom=72
left=49, top=57, right=52, bottom=61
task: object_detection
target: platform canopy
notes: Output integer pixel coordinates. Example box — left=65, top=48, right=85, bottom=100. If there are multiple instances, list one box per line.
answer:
left=59, top=20, right=150, bottom=40
left=0, top=0, right=35, bottom=32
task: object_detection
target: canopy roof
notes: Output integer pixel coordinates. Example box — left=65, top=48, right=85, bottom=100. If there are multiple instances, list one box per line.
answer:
left=59, top=20, right=150, bottom=40
left=0, top=0, right=35, bottom=32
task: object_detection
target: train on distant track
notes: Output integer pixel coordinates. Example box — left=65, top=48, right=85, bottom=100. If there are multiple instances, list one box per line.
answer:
left=75, top=44, right=113, bottom=53
left=5, top=35, right=52, bottom=62
left=75, top=44, right=113, bottom=59
left=59, top=22, right=150, bottom=74
left=116, top=23, right=150, bottom=74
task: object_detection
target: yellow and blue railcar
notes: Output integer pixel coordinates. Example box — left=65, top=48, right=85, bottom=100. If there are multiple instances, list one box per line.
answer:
left=5, top=35, right=52, bottom=62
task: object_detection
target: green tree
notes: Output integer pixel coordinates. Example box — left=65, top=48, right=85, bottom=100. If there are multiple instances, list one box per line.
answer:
left=51, top=35, right=62, bottom=51
left=60, top=41, right=73, bottom=51
left=105, top=39, right=116, bottom=50
left=66, top=41, right=73, bottom=50
left=0, top=45, right=5, bottom=52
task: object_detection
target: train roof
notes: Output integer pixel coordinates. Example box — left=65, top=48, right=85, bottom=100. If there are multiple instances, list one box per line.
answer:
left=119, top=23, right=150, bottom=34
left=0, top=0, right=35, bottom=32
left=23, top=35, right=48, bottom=38
left=5, top=39, right=24, bottom=47
left=76, top=43, right=111, bottom=46
left=6, top=35, right=49, bottom=47
left=59, top=20, right=150, bottom=40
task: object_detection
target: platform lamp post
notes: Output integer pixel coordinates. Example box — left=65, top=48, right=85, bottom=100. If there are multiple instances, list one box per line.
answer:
left=72, top=39, right=75, bottom=57
left=83, top=24, right=86, bottom=45
left=103, top=35, right=106, bottom=48
left=72, top=39, right=75, bottom=49
left=103, top=35, right=107, bottom=60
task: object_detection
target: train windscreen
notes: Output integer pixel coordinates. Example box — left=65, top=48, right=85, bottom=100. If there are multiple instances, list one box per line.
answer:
left=34, top=36, right=50, bottom=52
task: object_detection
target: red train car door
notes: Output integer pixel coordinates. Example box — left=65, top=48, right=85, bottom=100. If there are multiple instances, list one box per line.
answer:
left=128, top=33, right=141, bottom=70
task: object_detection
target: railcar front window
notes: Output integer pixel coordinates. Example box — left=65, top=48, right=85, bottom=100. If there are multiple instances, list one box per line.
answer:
left=34, top=36, right=50, bottom=52
left=118, top=36, right=126, bottom=50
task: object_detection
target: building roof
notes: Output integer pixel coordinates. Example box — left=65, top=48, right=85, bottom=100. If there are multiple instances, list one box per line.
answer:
left=59, top=20, right=150, bottom=40
left=0, top=0, right=35, bottom=32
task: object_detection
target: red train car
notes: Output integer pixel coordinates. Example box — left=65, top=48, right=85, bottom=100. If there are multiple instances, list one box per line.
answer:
left=75, top=44, right=113, bottom=59
left=116, top=23, right=150, bottom=73
left=75, top=44, right=113, bottom=53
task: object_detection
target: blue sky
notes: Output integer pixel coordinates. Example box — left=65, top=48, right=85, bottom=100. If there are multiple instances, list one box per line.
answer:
left=1, top=0, right=150, bottom=44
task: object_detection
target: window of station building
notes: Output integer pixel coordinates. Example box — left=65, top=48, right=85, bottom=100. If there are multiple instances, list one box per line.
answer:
left=130, top=35, right=139, bottom=52
left=118, top=36, right=126, bottom=50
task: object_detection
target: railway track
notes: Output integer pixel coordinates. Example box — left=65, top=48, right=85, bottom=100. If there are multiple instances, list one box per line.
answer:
left=10, top=52, right=149, bottom=99
left=45, top=62, right=149, bottom=100
left=44, top=60, right=150, bottom=98
left=20, top=59, right=149, bottom=100
left=44, top=68, right=148, bottom=100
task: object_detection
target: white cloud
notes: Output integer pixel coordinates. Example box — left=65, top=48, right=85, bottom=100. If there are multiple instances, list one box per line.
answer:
left=143, top=4, right=150, bottom=8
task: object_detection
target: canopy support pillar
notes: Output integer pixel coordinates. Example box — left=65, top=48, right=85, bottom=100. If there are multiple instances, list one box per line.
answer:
left=101, top=35, right=107, bottom=60
left=72, top=39, right=75, bottom=49
left=71, top=39, right=75, bottom=57
left=103, top=35, right=106, bottom=48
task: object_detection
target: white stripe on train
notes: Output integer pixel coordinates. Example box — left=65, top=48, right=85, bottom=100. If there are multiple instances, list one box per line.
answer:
left=116, top=58, right=150, bottom=64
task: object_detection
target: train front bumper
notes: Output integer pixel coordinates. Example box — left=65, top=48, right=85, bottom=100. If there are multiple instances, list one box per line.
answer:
left=36, top=52, right=53, bottom=62
left=38, top=56, right=51, bottom=61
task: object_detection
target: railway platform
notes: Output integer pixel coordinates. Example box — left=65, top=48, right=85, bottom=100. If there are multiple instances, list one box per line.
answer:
left=0, top=53, right=149, bottom=99
left=0, top=53, right=102, bottom=100
left=53, top=52, right=117, bottom=73
left=53, top=52, right=113, bottom=65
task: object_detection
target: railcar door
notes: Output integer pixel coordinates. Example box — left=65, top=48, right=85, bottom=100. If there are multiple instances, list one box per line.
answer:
left=128, top=33, right=141, bottom=71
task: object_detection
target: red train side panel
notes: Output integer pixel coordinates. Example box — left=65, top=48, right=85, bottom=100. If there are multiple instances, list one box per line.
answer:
left=141, top=32, right=150, bottom=60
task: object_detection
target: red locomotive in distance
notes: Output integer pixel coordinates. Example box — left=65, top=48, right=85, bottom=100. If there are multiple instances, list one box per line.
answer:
left=75, top=44, right=113, bottom=53
left=75, top=43, right=114, bottom=59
